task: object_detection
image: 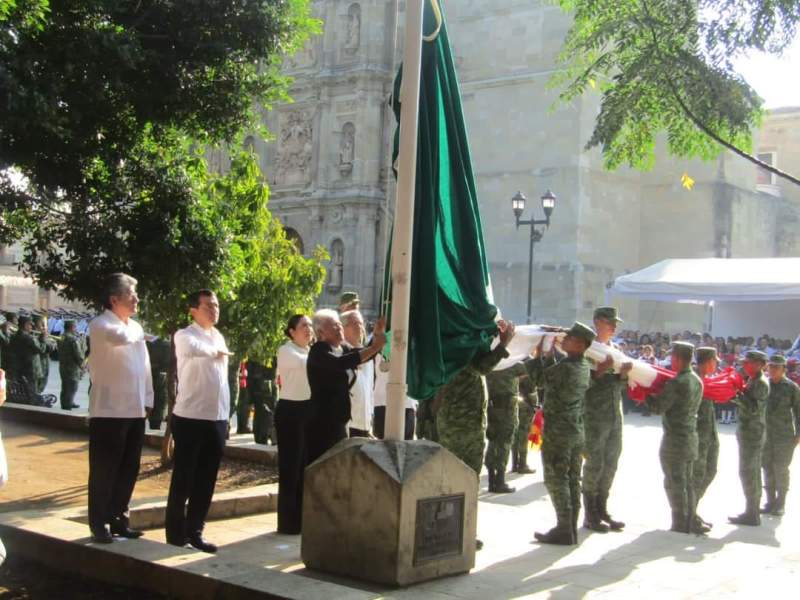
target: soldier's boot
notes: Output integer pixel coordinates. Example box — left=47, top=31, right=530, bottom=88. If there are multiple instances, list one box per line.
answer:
left=493, top=470, right=516, bottom=494
left=690, top=515, right=711, bottom=534
left=729, top=498, right=761, bottom=526
left=582, top=494, right=609, bottom=533
left=511, top=452, right=519, bottom=473
left=597, top=492, right=625, bottom=531
left=670, top=511, right=691, bottom=533
left=760, top=487, right=775, bottom=514
left=516, top=454, right=536, bottom=475
left=771, top=490, right=787, bottom=516
left=534, top=512, right=576, bottom=546
left=487, top=468, right=496, bottom=492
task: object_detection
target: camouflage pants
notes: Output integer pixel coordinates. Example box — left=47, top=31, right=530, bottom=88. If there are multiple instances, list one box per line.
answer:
left=149, top=372, right=168, bottom=429
left=762, top=435, right=796, bottom=495
left=485, top=396, right=518, bottom=472
left=416, top=400, right=438, bottom=442
left=513, top=401, right=536, bottom=468
left=437, top=394, right=486, bottom=478
left=737, top=429, right=765, bottom=511
left=692, top=430, right=719, bottom=502
left=541, top=436, right=582, bottom=523
left=659, top=446, right=695, bottom=519
left=582, top=419, right=622, bottom=495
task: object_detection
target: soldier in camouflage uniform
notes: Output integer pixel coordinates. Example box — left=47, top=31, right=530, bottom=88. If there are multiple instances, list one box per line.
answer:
left=692, top=347, right=721, bottom=532
left=147, top=337, right=172, bottom=430
left=646, top=341, right=703, bottom=533
left=0, top=312, right=15, bottom=372
left=436, top=321, right=515, bottom=478
left=8, top=315, right=45, bottom=389
left=57, top=319, right=85, bottom=410
left=761, top=354, right=800, bottom=517
left=583, top=307, right=632, bottom=533
left=416, top=397, right=438, bottom=442
left=512, top=372, right=538, bottom=474
left=32, top=315, right=56, bottom=394
left=485, top=360, right=538, bottom=493
left=729, top=350, right=769, bottom=526
left=533, top=322, right=595, bottom=546
left=247, top=358, right=278, bottom=445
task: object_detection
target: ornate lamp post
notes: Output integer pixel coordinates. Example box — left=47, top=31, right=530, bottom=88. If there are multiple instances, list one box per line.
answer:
left=512, top=189, right=556, bottom=324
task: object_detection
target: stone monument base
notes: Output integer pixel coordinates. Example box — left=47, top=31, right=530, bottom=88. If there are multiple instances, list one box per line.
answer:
left=301, top=438, right=478, bottom=586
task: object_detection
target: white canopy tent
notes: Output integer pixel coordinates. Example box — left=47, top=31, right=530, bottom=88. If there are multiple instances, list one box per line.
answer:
left=608, top=258, right=800, bottom=338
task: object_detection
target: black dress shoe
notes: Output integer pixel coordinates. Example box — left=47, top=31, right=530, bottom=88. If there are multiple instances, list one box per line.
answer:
left=90, top=527, right=114, bottom=544
left=70, top=402, right=80, bottom=409
left=110, top=523, right=144, bottom=539
left=188, top=535, right=218, bottom=553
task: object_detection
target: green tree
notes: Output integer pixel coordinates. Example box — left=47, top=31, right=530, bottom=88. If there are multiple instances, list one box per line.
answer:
left=553, top=0, right=800, bottom=185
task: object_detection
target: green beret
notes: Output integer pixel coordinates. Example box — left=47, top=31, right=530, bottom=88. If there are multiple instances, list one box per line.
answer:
left=745, top=350, right=768, bottom=363
left=671, top=341, right=695, bottom=361
left=768, top=354, right=786, bottom=366
left=339, top=291, right=360, bottom=306
left=696, top=347, right=718, bottom=363
left=593, top=306, right=623, bottom=323
left=566, top=321, right=596, bottom=346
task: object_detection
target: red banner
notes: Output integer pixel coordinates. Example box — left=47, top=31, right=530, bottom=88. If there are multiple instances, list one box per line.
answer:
left=627, top=367, right=745, bottom=405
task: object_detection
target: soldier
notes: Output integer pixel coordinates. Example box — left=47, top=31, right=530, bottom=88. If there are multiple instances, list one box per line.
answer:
left=147, top=336, right=172, bottom=430
left=247, top=358, right=277, bottom=445
left=582, top=306, right=632, bottom=533
left=415, top=396, right=438, bottom=442
left=692, top=347, right=721, bottom=532
left=512, top=374, right=538, bottom=474
left=533, top=322, right=596, bottom=546
left=728, top=350, right=769, bottom=526
left=8, top=315, right=45, bottom=389
left=0, top=312, right=15, bottom=372
left=31, top=315, right=54, bottom=393
left=338, top=291, right=360, bottom=314
left=645, top=342, right=703, bottom=533
left=57, top=320, right=85, bottom=410
left=761, top=354, right=800, bottom=516
left=485, top=360, right=537, bottom=493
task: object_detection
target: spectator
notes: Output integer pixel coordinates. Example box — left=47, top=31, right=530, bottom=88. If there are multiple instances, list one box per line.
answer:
left=165, top=290, right=231, bottom=553
left=275, top=314, right=314, bottom=535
left=87, top=273, right=153, bottom=544
left=341, top=310, right=374, bottom=438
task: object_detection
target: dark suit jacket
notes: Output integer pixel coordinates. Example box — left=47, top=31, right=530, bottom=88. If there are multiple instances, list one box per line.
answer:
left=307, top=341, right=362, bottom=424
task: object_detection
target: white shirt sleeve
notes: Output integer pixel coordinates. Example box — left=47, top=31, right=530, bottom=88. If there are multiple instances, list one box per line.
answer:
left=175, top=329, right=221, bottom=358
left=100, top=318, right=145, bottom=346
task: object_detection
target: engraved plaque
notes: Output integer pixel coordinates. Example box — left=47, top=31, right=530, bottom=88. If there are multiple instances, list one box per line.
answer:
left=413, top=494, right=464, bottom=565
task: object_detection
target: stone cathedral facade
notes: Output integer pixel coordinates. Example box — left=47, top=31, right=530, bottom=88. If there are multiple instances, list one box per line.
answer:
left=236, top=0, right=800, bottom=331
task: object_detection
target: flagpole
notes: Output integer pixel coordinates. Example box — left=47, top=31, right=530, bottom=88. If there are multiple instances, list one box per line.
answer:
left=385, top=0, right=425, bottom=441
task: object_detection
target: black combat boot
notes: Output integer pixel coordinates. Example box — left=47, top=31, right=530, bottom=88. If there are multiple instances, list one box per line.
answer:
left=511, top=451, right=519, bottom=473
left=582, top=493, right=609, bottom=533
left=689, top=515, right=711, bottom=534
left=670, top=512, right=690, bottom=533
left=597, top=493, right=625, bottom=531
left=487, top=469, right=496, bottom=492
left=771, top=490, right=787, bottom=516
left=534, top=514, right=576, bottom=546
left=729, top=498, right=761, bottom=526
left=493, top=470, right=516, bottom=494
left=760, top=487, right=775, bottom=514
left=516, top=455, right=536, bottom=474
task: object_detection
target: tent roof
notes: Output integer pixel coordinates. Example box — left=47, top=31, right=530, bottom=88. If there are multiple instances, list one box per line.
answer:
left=609, top=258, right=800, bottom=302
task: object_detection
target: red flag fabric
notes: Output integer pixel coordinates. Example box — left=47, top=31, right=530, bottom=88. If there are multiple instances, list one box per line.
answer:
left=528, top=408, right=544, bottom=449
left=627, top=366, right=745, bottom=405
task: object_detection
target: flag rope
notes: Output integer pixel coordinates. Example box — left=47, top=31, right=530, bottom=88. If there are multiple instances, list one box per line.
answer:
left=422, top=0, right=442, bottom=42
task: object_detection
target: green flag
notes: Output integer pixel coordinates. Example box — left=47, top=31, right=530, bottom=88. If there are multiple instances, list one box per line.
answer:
left=385, top=0, right=498, bottom=401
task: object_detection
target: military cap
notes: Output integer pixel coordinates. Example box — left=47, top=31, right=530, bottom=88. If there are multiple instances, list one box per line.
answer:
left=63, top=319, right=76, bottom=328
left=696, top=346, right=718, bottom=363
left=593, top=306, right=623, bottom=323
left=17, top=315, right=31, bottom=326
left=3, top=311, right=17, bottom=321
left=745, top=350, right=768, bottom=363
left=31, top=313, right=43, bottom=324
left=670, top=341, right=695, bottom=361
left=565, top=321, right=596, bottom=346
left=339, top=291, right=360, bottom=306
left=768, top=354, right=787, bottom=366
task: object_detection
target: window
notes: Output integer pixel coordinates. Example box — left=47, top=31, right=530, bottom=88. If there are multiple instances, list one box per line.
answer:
left=284, top=228, right=304, bottom=255
left=757, top=152, right=776, bottom=186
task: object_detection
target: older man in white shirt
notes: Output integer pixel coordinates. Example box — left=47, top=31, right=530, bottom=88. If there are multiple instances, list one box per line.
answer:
left=165, top=290, right=231, bottom=553
left=87, top=273, right=154, bottom=544
left=341, top=310, right=374, bottom=437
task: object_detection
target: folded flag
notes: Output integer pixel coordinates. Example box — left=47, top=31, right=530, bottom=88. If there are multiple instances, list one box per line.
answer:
left=627, top=366, right=745, bottom=404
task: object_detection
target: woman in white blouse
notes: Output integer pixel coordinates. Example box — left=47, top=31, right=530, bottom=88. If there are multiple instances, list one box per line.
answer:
left=274, top=314, right=314, bottom=534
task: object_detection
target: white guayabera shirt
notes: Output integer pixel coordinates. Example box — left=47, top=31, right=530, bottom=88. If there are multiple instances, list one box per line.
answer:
left=88, top=310, right=154, bottom=418
left=173, top=323, right=230, bottom=421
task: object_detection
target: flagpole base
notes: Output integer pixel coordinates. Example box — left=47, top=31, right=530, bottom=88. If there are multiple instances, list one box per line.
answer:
left=301, top=438, right=478, bottom=586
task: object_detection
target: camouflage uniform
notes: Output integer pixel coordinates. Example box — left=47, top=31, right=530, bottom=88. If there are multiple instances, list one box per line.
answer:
left=512, top=375, right=539, bottom=473
left=730, top=352, right=769, bottom=525
left=436, top=344, right=510, bottom=477
left=416, top=397, right=439, bottom=442
left=32, top=317, right=55, bottom=393
left=762, top=372, right=800, bottom=515
left=247, top=359, right=278, bottom=445
left=9, top=326, right=45, bottom=386
left=0, top=323, right=11, bottom=371
left=646, top=344, right=703, bottom=533
left=147, top=338, right=172, bottom=430
left=485, top=360, right=537, bottom=491
left=57, top=325, right=85, bottom=410
left=693, top=396, right=719, bottom=507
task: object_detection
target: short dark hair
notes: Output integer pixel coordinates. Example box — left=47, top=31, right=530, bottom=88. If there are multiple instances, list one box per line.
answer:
left=284, top=314, right=307, bottom=338
left=101, top=273, right=137, bottom=309
left=187, top=289, right=216, bottom=309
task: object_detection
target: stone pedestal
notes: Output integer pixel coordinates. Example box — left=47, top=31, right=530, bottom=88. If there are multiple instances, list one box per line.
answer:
left=301, top=438, right=478, bottom=586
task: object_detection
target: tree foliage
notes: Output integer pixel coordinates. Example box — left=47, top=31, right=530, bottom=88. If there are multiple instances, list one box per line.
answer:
left=553, top=0, right=800, bottom=183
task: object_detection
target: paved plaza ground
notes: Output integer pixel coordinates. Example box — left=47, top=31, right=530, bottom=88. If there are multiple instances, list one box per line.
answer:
left=1, top=374, right=799, bottom=598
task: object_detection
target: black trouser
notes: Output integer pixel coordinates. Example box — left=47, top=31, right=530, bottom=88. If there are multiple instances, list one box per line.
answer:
left=165, top=415, right=227, bottom=543
left=306, top=416, right=347, bottom=465
left=88, top=417, right=145, bottom=534
left=373, top=406, right=416, bottom=440
left=274, top=400, right=313, bottom=534
left=349, top=427, right=370, bottom=438
left=60, top=376, right=79, bottom=410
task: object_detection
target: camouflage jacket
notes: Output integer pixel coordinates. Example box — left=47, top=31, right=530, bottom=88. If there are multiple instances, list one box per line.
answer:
left=58, top=333, right=85, bottom=380
left=647, top=367, right=703, bottom=459
left=536, top=354, right=591, bottom=442
left=8, top=330, right=45, bottom=382
left=486, top=359, right=539, bottom=406
left=735, top=372, right=769, bottom=439
left=765, top=377, right=800, bottom=441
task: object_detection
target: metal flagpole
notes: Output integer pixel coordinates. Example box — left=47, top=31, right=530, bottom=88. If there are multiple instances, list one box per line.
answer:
left=385, top=0, right=425, bottom=441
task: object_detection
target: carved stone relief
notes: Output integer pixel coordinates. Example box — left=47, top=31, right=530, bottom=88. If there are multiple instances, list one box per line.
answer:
left=344, top=4, right=361, bottom=54
left=329, top=239, right=345, bottom=289
left=287, top=39, right=317, bottom=69
left=339, top=122, right=355, bottom=178
left=274, top=111, right=313, bottom=186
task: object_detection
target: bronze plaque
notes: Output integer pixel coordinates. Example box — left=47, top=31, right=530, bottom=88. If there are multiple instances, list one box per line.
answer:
left=413, top=494, right=465, bottom=564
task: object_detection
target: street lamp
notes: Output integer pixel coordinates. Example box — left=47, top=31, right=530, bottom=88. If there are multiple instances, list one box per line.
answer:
left=511, top=189, right=557, bottom=324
